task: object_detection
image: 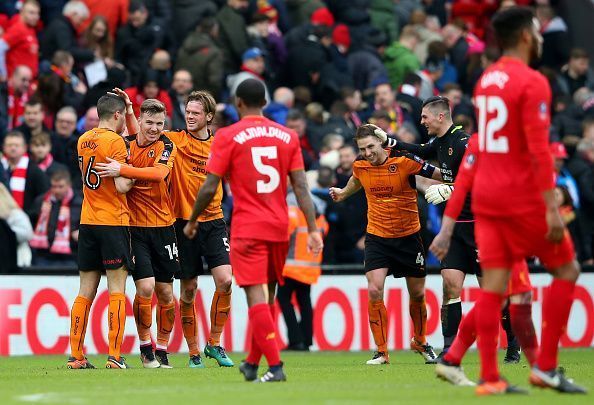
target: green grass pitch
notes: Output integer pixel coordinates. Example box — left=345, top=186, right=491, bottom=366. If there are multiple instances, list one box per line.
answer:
left=0, top=349, right=592, bottom=404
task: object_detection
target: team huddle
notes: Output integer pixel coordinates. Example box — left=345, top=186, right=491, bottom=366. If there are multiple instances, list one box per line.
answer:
left=66, top=6, right=586, bottom=394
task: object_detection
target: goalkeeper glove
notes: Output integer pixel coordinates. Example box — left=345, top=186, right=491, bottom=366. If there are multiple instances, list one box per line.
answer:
left=425, top=184, right=454, bottom=205
left=367, top=124, right=398, bottom=147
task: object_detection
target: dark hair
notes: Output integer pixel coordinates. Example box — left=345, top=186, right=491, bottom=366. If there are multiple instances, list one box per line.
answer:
left=97, top=93, right=126, bottom=120
left=570, top=48, right=589, bottom=60
left=25, top=98, right=42, bottom=109
left=422, top=95, right=451, bottom=113
left=52, top=50, right=73, bottom=67
left=140, top=99, right=166, bottom=116
left=3, top=130, right=26, bottom=144
left=30, top=131, right=51, bottom=146
left=236, top=79, right=266, bottom=108
left=371, top=109, right=393, bottom=122
left=492, top=6, right=534, bottom=50
left=129, top=0, right=147, bottom=13
left=286, top=108, right=305, bottom=122
left=355, top=124, right=381, bottom=141
left=442, top=83, right=461, bottom=93
left=339, top=142, right=358, bottom=155
left=50, top=168, right=72, bottom=183
left=340, top=86, right=357, bottom=99
left=402, top=73, right=422, bottom=86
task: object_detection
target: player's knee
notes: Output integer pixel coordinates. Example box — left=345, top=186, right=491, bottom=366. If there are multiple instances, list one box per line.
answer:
left=368, top=285, right=384, bottom=301
left=77, top=289, right=97, bottom=301
left=216, top=276, right=232, bottom=293
left=156, top=286, right=174, bottom=304
left=181, top=279, right=198, bottom=302
left=551, top=260, right=580, bottom=282
left=136, top=284, right=154, bottom=299
left=410, top=290, right=425, bottom=302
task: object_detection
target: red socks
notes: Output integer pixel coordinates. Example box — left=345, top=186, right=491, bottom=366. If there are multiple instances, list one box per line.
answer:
left=444, top=306, right=477, bottom=366
left=475, top=291, right=505, bottom=382
left=509, top=303, right=538, bottom=367
left=538, top=279, right=575, bottom=371
left=247, top=303, right=280, bottom=367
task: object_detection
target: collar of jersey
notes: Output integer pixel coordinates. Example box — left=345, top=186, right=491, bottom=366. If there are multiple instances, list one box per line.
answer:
left=188, top=128, right=212, bottom=141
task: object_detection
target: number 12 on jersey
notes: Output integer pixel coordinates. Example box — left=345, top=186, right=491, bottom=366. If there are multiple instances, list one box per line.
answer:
left=476, top=95, right=509, bottom=153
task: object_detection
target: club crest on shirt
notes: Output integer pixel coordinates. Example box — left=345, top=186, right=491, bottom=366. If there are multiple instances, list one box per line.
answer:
left=148, top=149, right=155, bottom=158
left=161, top=149, right=170, bottom=160
left=388, top=164, right=397, bottom=173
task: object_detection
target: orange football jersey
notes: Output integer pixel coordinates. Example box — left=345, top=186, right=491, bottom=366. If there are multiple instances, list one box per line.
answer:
left=166, top=129, right=223, bottom=221
left=353, top=153, right=424, bottom=238
left=126, top=134, right=177, bottom=227
left=78, top=128, right=130, bottom=226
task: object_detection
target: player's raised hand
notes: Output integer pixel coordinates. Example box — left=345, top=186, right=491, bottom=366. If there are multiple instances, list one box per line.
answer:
left=110, top=87, right=132, bottom=107
left=367, top=123, right=388, bottom=144
left=425, top=184, right=453, bottom=205
left=329, top=187, right=344, bottom=202
left=96, top=157, right=122, bottom=177
left=183, top=220, right=198, bottom=240
left=545, top=207, right=565, bottom=243
left=307, top=231, right=324, bottom=255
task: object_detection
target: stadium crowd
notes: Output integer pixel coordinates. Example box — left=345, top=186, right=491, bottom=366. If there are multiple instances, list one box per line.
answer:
left=0, top=0, right=593, bottom=271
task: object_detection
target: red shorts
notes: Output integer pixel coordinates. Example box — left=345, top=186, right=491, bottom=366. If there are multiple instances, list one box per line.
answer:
left=475, top=214, right=575, bottom=270
left=230, top=238, right=289, bottom=287
left=506, top=260, right=532, bottom=296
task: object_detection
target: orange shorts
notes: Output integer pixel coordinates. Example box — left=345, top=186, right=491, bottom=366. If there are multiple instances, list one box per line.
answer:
left=230, top=238, right=289, bottom=287
left=506, top=260, right=532, bottom=296
left=474, top=214, right=575, bottom=270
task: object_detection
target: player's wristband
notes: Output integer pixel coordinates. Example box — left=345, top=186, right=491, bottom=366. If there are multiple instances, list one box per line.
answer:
left=418, top=162, right=436, bottom=179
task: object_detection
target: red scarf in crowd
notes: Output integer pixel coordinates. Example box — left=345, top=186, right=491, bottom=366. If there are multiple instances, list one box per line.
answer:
left=1, top=154, right=29, bottom=208
left=37, top=153, right=54, bottom=172
left=7, top=85, right=29, bottom=130
left=30, top=187, right=74, bottom=255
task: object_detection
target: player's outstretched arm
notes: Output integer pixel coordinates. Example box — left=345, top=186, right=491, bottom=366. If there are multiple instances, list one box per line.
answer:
left=329, top=176, right=362, bottom=202
left=96, top=158, right=170, bottom=182
left=184, top=173, right=221, bottom=239
left=289, top=169, right=324, bottom=255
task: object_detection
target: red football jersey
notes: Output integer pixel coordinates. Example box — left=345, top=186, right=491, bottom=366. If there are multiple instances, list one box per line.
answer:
left=2, top=19, right=39, bottom=78
left=472, top=56, right=554, bottom=217
left=207, top=115, right=304, bottom=241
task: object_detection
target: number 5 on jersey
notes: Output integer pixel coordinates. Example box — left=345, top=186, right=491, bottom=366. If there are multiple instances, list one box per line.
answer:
left=251, top=146, right=280, bottom=193
left=476, top=95, right=509, bottom=153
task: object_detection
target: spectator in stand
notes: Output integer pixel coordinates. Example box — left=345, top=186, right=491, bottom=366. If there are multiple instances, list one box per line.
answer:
left=30, top=168, right=81, bottom=267
left=39, top=0, right=69, bottom=26
left=175, top=17, right=223, bottom=100
left=347, top=28, right=389, bottom=94
left=286, top=109, right=317, bottom=170
left=80, top=16, right=114, bottom=62
left=568, top=138, right=594, bottom=265
left=82, top=65, right=126, bottom=111
left=557, top=48, right=594, bottom=97
left=369, top=109, right=396, bottom=136
left=215, top=0, right=251, bottom=75
left=374, top=82, right=404, bottom=134
left=29, top=132, right=68, bottom=178
left=168, top=69, right=193, bottom=130
left=341, top=87, right=365, bottom=129
left=286, top=24, right=332, bottom=90
left=1, top=66, right=33, bottom=134
left=0, top=183, right=33, bottom=271
left=148, top=49, right=173, bottom=90
left=15, top=99, right=54, bottom=145
left=82, top=0, right=128, bottom=38
left=115, top=0, right=171, bottom=84
left=1, top=131, right=49, bottom=214
left=52, top=106, right=80, bottom=186
left=142, top=0, right=172, bottom=32
left=369, top=0, right=399, bottom=44
left=441, top=82, right=474, bottom=120
left=442, top=23, right=469, bottom=86
left=396, top=73, right=425, bottom=140
left=384, top=25, right=421, bottom=90
left=264, top=86, right=294, bottom=125
left=331, top=143, right=366, bottom=264
left=278, top=190, right=328, bottom=351
left=40, top=1, right=94, bottom=64
left=227, top=47, right=270, bottom=104
left=170, top=0, right=217, bottom=45
left=35, top=50, right=87, bottom=125
left=79, top=105, right=99, bottom=134
left=329, top=24, right=350, bottom=75
left=417, top=55, right=444, bottom=100
left=536, top=4, right=570, bottom=71
left=0, top=0, right=40, bottom=80
left=125, top=69, right=173, bottom=120
left=409, top=9, right=443, bottom=65
left=247, top=12, right=287, bottom=89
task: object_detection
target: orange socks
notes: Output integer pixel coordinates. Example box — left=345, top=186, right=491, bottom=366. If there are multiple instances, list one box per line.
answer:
left=156, top=302, right=175, bottom=351
left=208, top=290, right=231, bottom=346
left=70, top=295, right=91, bottom=360
left=368, top=299, right=388, bottom=353
left=108, top=293, right=126, bottom=359
left=180, top=299, right=199, bottom=356
left=410, top=298, right=428, bottom=345
left=133, top=295, right=152, bottom=344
